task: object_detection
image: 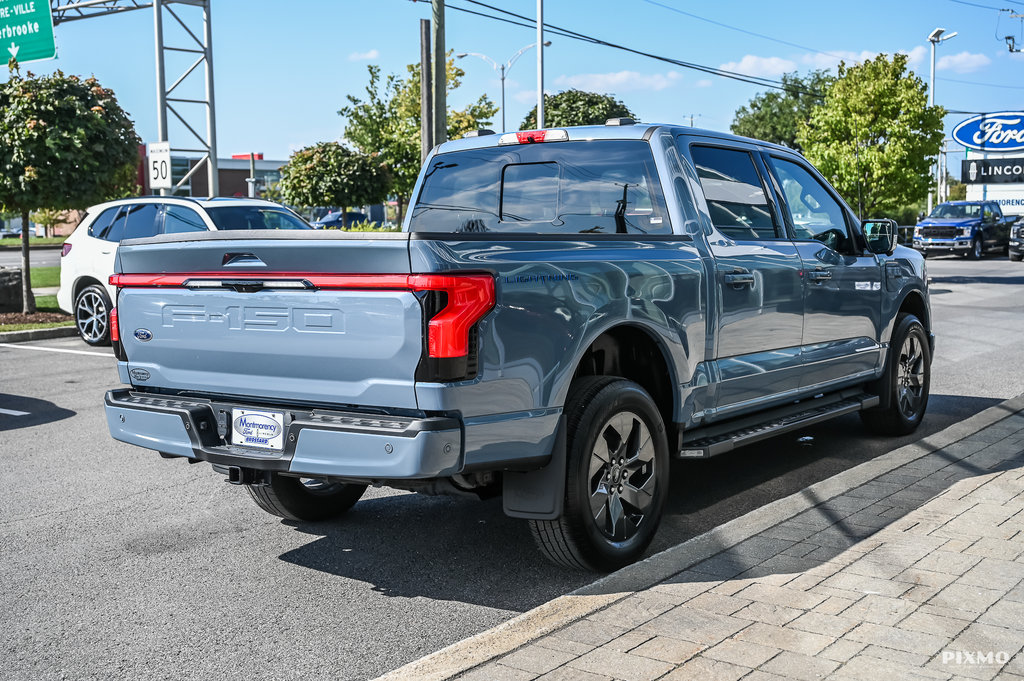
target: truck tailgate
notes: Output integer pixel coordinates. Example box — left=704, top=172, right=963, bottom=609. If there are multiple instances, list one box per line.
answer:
left=113, top=232, right=423, bottom=409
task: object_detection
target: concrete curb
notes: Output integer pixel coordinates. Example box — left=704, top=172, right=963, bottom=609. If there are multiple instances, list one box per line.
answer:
left=375, top=393, right=1024, bottom=681
left=0, top=326, right=77, bottom=343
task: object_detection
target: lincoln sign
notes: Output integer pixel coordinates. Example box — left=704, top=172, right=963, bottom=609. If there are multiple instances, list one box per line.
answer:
left=962, top=158, right=1024, bottom=185
left=952, top=112, right=1024, bottom=152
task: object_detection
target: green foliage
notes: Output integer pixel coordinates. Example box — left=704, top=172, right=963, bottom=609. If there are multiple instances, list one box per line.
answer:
left=730, top=71, right=833, bottom=151
left=323, top=221, right=400, bottom=233
left=797, top=54, right=944, bottom=216
left=0, top=66, right=141, bottom=213
left=947, top=181, right=966, bottom=201
left=278, top=142, right=389, bottom=213
left=0, top=64, right=140, bottom=313
left=260, top=180, right=283, bottom=203
left=340, top=55, right=497, bottom=221
left=520, top=90, right=634, bottom=130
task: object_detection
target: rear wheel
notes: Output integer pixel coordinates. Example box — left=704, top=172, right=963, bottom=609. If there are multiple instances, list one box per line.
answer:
left=861, top=313, right=931, bottom=436
left=529, top=377, right=669, bottom=572
left=247, top=473, right=366, bottom=521
left=74, top=284, right=112, bottom=346
left=1010, top=251, right=1023, bottom=262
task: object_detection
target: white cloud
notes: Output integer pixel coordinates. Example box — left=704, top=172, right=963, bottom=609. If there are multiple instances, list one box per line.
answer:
left=554, top=70, right=682, bottom=92
left=718, top=55, right=796, bottom=78
left=348, top=49, right=380, bottom=61
left=513, top=89, right=540, bottom=104
left=800, top=50, right=878, bottom=71
left=937, top=51, right=992, bottom=73
left=695, top=79, right=713, bottom=88
left=900, top=45, right=927, bottom=69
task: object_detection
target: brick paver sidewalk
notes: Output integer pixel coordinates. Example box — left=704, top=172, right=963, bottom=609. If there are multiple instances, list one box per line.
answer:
left=458, top=412, right=1024, bottom=681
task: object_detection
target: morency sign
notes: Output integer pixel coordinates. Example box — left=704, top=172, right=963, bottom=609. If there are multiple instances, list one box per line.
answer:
left=952, top=112, right=1024, bottom=153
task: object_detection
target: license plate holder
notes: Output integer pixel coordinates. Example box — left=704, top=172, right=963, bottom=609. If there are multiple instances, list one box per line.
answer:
left=231, top=408, right=285, bottom=451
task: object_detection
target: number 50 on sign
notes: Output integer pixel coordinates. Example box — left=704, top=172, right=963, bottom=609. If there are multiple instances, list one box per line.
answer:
left=148, top=141, right=172, bottom=190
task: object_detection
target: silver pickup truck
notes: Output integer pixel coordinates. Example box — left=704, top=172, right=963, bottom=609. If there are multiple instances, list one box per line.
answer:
left=104, top=121, right=932, bottom=572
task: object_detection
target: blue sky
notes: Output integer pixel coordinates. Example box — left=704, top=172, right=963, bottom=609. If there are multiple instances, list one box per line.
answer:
left=17, top=0, right=1024, bottom=177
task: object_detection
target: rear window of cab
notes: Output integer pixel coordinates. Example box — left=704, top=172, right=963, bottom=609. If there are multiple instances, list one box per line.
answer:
left=410, top=140, right=672, bottom=235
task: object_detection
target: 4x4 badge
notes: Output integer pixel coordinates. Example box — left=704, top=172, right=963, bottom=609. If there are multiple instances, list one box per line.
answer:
left=134, top=328, right=153, bottom=342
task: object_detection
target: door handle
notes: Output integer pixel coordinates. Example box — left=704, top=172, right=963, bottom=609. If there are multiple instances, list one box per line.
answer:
left=807, top=270, right=832, bottom=282
left=723, top=272, right=755, bottom=286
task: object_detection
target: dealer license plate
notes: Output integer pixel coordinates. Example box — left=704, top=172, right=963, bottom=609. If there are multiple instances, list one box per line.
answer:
left=231, top=408, right=285, bottom=451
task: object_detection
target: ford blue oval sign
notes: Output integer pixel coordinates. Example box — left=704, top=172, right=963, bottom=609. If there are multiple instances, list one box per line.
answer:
left=952, top=112, right=1024, bottom=152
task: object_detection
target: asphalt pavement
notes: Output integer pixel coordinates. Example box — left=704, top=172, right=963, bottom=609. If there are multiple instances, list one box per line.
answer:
left=0, top=247, right=61, bottom=269
left=1, top=255, right=1022, bottom=680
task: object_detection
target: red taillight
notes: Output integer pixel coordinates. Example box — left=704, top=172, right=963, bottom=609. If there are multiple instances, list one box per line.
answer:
left=109, top=307, right=119, bottom=342
left=408, top=274, right=495, bottom=358
left=61, top=243, right=72, bottom=257
left=517, top=130, right=547, bottom=143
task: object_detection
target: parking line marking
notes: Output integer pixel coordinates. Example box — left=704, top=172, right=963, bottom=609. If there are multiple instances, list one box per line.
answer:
left=0, top=343, right=110, bottom=358
left=0, top=407, right=29, bottom=416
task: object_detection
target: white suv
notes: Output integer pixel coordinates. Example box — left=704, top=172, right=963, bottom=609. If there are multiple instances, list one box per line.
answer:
left=58, top=197, right=311, bottom=345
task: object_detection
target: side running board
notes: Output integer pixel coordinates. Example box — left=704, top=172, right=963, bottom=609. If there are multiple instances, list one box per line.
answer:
left=678, top=390, right=880, bottom=459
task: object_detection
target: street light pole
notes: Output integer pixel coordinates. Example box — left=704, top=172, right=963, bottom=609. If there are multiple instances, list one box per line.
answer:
left=457, top=41, right=551, bottom=132
left=928, top=27, right=957, bottom=213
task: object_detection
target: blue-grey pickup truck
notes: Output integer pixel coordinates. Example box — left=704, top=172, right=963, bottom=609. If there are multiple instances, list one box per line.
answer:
left=105, top=121, right=932, bottom=572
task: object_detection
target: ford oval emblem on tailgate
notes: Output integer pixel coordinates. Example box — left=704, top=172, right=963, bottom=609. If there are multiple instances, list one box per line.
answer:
left=134, top=328, right=153, bottom=342
left=129, top=368, right=151, bottom=382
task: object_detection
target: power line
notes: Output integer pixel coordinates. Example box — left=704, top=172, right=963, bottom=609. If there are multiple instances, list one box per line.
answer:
left=419, top=0, right=825, bottom=97
left=939, top=75, right=1024, bottom=89
left=638, top=0, right=847, bottom=61
left=948, top=0, right=1011, bottom=10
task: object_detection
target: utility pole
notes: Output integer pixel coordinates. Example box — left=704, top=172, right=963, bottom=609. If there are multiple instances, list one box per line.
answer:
left=536, top=0, right=545, bottom=128
left=420, top=19, right=434, bottom=161
left=246, top=152, right=256, bottom=198
left=153, top=0, right=168, bottom=196
left=431, top=0, right=446, bottom=145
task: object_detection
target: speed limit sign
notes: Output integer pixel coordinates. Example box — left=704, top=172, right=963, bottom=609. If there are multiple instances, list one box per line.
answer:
left=148, top=141, right=172, bottom=190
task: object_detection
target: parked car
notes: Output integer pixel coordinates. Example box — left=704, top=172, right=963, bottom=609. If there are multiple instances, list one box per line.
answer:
left=57, top=197, right=311, bottom=346
left=311, top=211, right=369, bottom=229
left=103, top=121, right=930, bottom=571
left=1008, top=215, right=1024, bottom=261
left=912, top=200, right=1013, bottom=259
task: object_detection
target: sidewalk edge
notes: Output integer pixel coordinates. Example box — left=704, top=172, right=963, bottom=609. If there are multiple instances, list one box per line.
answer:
left=0, top=326, right=77, bottom=343
left=375, top=394, right=1024, bottom=681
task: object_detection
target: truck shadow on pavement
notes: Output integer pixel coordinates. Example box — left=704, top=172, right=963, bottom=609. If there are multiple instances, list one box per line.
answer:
left=0, top=392, right=75, bottom=432
left=276, top=393, right=1003, bottom=613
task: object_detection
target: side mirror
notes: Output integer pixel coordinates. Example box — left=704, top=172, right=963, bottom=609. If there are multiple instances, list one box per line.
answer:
left=862, top=218, right=897, bottom=255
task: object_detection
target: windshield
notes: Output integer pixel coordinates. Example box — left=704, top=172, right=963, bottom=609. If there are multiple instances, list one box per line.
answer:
left=410, top=140, right=671, bottom=235
left=206, top=206, right=311, bottom=230
left=929, top=204, right=980, bottom=219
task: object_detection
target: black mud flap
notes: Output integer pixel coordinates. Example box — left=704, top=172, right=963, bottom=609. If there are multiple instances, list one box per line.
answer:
left=501, top=416, right=566, bottom=520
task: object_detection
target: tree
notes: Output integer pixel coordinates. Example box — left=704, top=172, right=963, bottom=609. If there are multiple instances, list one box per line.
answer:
left=0, top=65, right=140, bottom=313
left=340, top=55, right=497, bottom=224
left=797, top=54, right=944, bottom=217
left=29, top=208, right=66, bottom=238
left=730, top=70, right=833, bottom=151
left=520, top=89, right=634, bottom=130
left=278, top=141, right=389, bottom=226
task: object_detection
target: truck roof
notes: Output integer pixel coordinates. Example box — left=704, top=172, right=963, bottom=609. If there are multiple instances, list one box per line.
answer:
left=434, top=122, right=797, bottom=156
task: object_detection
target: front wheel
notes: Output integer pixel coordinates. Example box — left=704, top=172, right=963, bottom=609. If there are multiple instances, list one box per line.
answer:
left=529, top=377, right=669, bottom=572
left=247, top=473, right=366, bottom=521
left=861, top=313, right=931, bottom=436
left=1009, top=251, right=1023, bottom=262
left=969, top=238, right=983, bottom=260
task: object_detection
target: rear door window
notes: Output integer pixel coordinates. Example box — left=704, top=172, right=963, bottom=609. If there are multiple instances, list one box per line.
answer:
left=162, top=205, right=209, bottom=234
left=688, top=145, right=780, bottom=240
left=100, top=207, right=129, bottom=242
left=122, top=203, right=161, bottom=240
left=410, top=140, right=672, bottom=235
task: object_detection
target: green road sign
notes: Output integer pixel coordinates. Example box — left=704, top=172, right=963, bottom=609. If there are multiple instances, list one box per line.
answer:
left=1, top=0, right=56, bottom=64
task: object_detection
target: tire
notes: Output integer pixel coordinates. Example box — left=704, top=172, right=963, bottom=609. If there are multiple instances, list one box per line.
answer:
left=74, top=284, right=112, bottom=346
left=1010, top=252, right=1022, bottom=262
left=969, top=238, right=983, bottom=260
left=529, top=376, right=669, bottom=572
left=247, top=473, right=366, bottom=522
left=861, top=313, right=931, bottom=436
